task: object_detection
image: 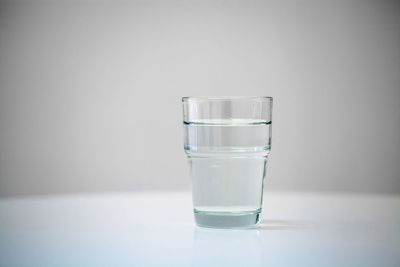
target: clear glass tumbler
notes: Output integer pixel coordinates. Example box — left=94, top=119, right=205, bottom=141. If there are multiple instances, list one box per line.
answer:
left=183, top=96, right=273, bottom=228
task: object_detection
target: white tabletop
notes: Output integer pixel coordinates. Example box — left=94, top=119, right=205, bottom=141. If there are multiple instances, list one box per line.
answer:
left=0, top=191, right=399, bottom=266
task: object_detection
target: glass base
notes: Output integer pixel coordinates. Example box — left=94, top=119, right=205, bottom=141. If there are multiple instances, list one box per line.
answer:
left=194, top=209, right=261, bottom=229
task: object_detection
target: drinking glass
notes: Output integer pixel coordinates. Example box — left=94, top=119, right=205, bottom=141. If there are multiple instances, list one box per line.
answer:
left=183, top=96, right=273, bottom=228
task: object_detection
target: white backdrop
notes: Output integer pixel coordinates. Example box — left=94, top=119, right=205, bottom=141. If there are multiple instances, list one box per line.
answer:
left=0, top=0, right=399, bottom=197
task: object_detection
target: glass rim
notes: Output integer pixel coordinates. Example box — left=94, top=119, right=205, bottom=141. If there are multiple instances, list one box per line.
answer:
left=182, top=96, right=273, bottom=102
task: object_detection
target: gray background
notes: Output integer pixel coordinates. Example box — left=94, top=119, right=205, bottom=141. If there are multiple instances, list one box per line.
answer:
left=0, top=0, right=399, bottom=198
